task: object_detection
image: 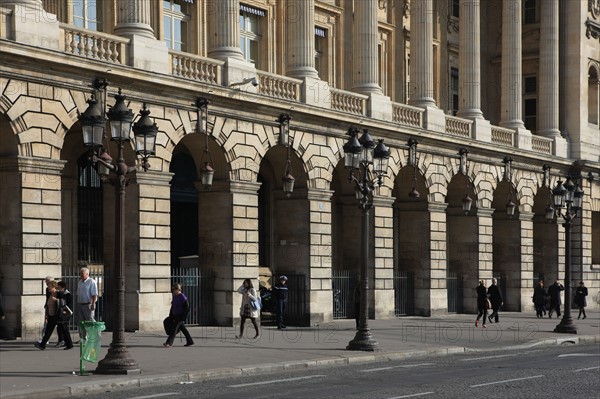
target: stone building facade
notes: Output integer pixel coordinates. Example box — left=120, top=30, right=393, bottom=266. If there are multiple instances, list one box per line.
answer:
left=0, top=0, right=599, bottom=337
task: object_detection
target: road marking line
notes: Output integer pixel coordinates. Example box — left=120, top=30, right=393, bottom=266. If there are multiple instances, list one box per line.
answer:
left=469, top=375, right=544, bottom=388
left=387, top=392, right=434, bottom=399
left=362, top=363, right=434, bottom=372
left=128, top=393, right=179, bottom=399
left=228, top=375, right=327, bottom=388
left=558, top=354, right=598, bottom=357
left=574, top=366, right=600, bottom=372
left=460, top=353, right=518, bottom=361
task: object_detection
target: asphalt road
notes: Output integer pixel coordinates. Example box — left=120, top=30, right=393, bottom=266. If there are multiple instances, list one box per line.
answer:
left=72, top=343, right=599, bottom=399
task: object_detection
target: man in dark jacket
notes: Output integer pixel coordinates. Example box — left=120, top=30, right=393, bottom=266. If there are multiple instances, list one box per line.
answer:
left=547, top=280, right=565, bottom=319
left=487, top=278, right=503, bottom=323
left=273, top=275, right=288, bottom=329
left=56, top=281, right=74, bottom=349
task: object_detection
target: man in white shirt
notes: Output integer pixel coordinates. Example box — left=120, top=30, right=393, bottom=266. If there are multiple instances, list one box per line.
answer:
left=77, top=267, right=98, bottom=340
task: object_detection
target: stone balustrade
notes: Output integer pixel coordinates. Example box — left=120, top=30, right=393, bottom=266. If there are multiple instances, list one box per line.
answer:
left=392, top=102, right=423, bottom=128
left=445, top=115, right=472, bottom=138
left=256, top=71, right=301, bottom=101
left=531, top=135, right=553, bottom=154
left=491, top=125, right=515, bottom=146
left=330, top=88, right=367, bottom=115
left=61, top=23, right=128, bottom=64
left=170, top=50, right=223, bottom=85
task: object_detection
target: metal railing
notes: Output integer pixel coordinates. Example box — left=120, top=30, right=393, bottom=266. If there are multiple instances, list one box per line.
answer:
left=393, top=270, right=415, bottom=316
left=332, top=270, right=358, bottom=319
left=446, top=272, right=463, bottom=313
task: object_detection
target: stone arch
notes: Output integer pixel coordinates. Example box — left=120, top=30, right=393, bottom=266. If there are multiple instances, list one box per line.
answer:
left=588, top=63, right=599, bottom=124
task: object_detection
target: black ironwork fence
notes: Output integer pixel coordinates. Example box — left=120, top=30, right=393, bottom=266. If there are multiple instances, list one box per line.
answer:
left=332, top=270, right=358, bottom=319
left=60, top=265, right=107, bottom=331
left=394, top=270, right=415, bottom=316
left=281, top=272, right=308, bottom=326
left=171, top=267, right=215, bottom=326
left=446, top=272, right=463, bottom=313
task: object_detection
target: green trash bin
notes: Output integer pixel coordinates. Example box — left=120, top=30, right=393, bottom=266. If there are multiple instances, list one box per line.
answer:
left=79, top=321, right=106, bottom=375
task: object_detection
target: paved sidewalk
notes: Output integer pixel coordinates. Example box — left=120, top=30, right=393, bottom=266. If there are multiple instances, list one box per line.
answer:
left=1, top=311, right=599, bottom=399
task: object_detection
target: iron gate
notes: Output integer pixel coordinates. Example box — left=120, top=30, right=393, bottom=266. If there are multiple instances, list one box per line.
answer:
left=446, top=272, right=463, bottom=313
left=280, top=272, right=308, bottom=326
left=394, top=270, right=415, bottom=316
left=332, top=270, right=358, bottom=319
left=171, top=268, right=215, bottom=325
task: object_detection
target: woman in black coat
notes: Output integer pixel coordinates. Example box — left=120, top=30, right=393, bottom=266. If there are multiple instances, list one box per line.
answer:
left=475, top=280, right=488, bottom=328
left=487, top=278, right=503, bottom=323
left=574, top=281, right=588, bottom=320
left=532, top=281, right=547, bottom=318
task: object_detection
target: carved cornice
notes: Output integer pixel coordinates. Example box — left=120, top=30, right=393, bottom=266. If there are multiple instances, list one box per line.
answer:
left=586, top=18, right=600, bottom=41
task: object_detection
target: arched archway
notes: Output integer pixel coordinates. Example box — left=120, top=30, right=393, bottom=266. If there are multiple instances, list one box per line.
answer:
left=492, top=180, right=521, bottom=311
left=393, top=165, right=429, bottom=316
left=533, top=186, right=558, bottom=286
left=258, top=144, right=310, bottom=326
left=446, top=173, right=479, bottom=314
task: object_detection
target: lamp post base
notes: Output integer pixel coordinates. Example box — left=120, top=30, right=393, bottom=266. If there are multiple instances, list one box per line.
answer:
left=554, top=317, right=577, bottom=335
left=347, top=328, right=379, bottom=351
left=95, top=345, right=141, bottom=375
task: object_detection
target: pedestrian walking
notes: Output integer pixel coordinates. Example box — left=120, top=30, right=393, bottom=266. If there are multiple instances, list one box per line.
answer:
left=236, top=279, right=260, bottom=339
left=76, top=267, right=98, bottom=340
left=56, top=281, right=74, bottom=349
left=532, top=280, right=547, bottom=318
left=475, top=280, right=488, bottom=328
left=163, top=283, right=194, bottom=347
left=574, top=281, right=588, bottom=320
left=547, top=280, right=564, bottom=319
left=0, top=290, right=7, bottom=340
left=273, top=275, right=288, bottom=329
left=487, top=278, right=503, bottom=323
left=40, top=276, right=64, bottom=346
left=34, top=281, right=63, bottom=350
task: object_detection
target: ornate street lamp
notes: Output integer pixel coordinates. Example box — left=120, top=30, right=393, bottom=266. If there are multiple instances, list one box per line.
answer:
left=547, top=176, right=584, bottom=334
left=407, top=138, right=420, bottom=199
left=195, top=97, right=214, bottom=189
left=344, top=127, right=390, bottom=351
left=78, top=79, right=157, bottom=374
left=459, top=148, right=473, bottom=214
left=279, top=113, right=295, bottom=196
left=503, top=157, right=516, bottom=217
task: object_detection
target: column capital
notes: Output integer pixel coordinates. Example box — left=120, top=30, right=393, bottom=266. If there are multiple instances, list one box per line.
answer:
left=307, top=188, right=334, bottom=202
left=134, top=170, right=174, bottom=186
left=229, top=180, right=262, bottom=195
left=2, top=156, right=66, bottom=175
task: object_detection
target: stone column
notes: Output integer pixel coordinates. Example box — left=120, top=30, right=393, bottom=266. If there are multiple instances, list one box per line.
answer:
left=428, top=202, right=448, bottom=315
left=372, top=196, right=395, bottom=319
left=500, top=0, right=532, bottom=149
left=457, top=0, right=483, bottom=120
left=500, top=0, right=524, bottom=129
left=286, top=0, right=330, bottom=107
left=538, top=0, right=567, bottom=156
left=207, top=0, right=256, bottom=91
left=352, top=0, right=382, bottom=95
left=287, top=0, right=318, bottom=79
left=307, top=189, right=334, bottom=324
left=113, top=0, right=169, bottom=73
left=134, top=171, right=173, bottom=330
left=408, top=0, right=435, bottom=107
left=352, top=0, right=392, bottom=120
left=519, top=212, right=535, bottom=312
left=0, top=157, right=65, bottom=338
left=42, top=0, right=65, bottom=21
left=207, top=0, right=243, bottom=60
left=114, top=0, right=154, bottom=38
left=0, top=0, right=60, bottom=49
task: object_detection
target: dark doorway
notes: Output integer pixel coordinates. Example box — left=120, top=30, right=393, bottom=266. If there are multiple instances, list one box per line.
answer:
left=170, top=152, right=198, bottom=267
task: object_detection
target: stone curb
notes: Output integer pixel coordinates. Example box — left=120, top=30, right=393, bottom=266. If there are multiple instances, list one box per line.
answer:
left=3, top=336, right=599, bottom=399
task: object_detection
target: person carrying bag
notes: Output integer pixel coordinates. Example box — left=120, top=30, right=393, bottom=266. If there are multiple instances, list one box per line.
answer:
left=163, top=283, right=194, bottom=348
